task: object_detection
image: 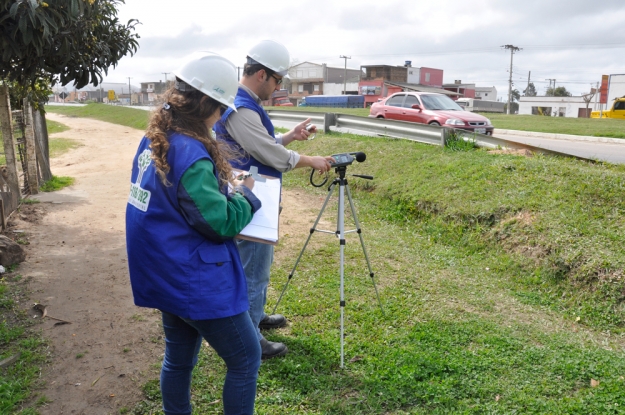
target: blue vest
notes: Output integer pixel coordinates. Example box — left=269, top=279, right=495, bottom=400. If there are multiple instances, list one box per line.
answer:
left=214, top=87, right=283, bottom=180
left=125, top=133, right=248, bottom=320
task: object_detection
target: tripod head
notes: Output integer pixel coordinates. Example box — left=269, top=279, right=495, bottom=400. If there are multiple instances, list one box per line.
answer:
left=330, top=152, right=366, bottom=168
left=311, top=152, right=373, bottom=186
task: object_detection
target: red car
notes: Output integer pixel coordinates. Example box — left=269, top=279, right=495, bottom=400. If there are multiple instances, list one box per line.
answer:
left=369, top=92, right=494, bottom=135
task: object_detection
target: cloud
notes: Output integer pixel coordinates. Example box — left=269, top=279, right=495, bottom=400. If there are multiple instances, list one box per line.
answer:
left=104, top=0, right=625, bottom=96
left=135, top=24, right=238, bottom=58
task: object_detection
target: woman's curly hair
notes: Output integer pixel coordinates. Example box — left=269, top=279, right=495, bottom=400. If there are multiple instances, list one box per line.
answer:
left=145, top=79, right=237, bottom=187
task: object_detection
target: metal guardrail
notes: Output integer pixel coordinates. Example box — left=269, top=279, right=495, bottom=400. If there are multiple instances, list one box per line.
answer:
left=266, top=110, right=595, bottom=162
left=266, top=110, right=324, bottom=124
left=334, top=114, right=442, bottom=146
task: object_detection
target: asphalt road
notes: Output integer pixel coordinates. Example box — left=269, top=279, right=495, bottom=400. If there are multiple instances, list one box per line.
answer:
left=271, top=118, right=625, bottom=165
left=491, top=132, right=625, bottom=164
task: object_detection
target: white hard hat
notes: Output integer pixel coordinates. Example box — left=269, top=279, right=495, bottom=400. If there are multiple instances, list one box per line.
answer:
left=173, top=52, right=238, bottom=111
left=247, top=40, right=290, bottom=77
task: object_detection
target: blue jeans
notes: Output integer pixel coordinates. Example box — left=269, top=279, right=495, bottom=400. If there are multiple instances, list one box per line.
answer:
left=160, top=311, right=261, bottom=415
left=236, top=239, right=274, bottom=341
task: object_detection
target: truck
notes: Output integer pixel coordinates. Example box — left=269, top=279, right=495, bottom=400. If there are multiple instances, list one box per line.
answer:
left=590, top=96, right=625, bottom=119
left=262, top=89, right=293, bottom=107
left=455, top=98, right=505, bottom=113
left=299, top=95, right=365, bottom=108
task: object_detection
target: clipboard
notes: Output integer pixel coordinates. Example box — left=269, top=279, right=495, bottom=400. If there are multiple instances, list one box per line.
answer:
left=234, top=168, right=281, bottom=245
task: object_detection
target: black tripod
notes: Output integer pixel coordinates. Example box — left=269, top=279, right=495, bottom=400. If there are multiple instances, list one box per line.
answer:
left=272, top=166, right=384, bottom=367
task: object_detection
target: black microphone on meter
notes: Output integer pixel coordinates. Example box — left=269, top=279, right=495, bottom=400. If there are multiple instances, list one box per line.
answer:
left=330, top=152, right=367, bottom=167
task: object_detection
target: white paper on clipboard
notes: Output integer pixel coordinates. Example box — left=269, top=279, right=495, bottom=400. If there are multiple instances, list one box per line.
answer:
left=235, top=173, right=281, bottom=245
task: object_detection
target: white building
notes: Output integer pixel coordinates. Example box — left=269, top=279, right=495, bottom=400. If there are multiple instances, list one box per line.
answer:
left=518, top=96, right=591, bottom=118
left=287, top=62, right=361, bottom=102
left=475, top=86, right=498, bottom=101
left=606, top=74, right=625, bottom=105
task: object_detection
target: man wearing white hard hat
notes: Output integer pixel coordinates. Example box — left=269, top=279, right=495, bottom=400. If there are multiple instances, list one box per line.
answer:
left=215, top=40, right=334, bottom=360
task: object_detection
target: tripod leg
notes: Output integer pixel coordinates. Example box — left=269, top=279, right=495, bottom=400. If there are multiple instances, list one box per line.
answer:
left=345, top=184, right=384, bottom=314
left=272, top=182, right=337, bottom=315
left=338, top=181, right=346, bottom=368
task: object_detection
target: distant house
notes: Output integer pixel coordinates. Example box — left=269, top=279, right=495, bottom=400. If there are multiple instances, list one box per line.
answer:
left=286, top=62, right=362, bottom=104
left=443, top=80, right=476, bottom=99
left=138, top=81, right=170, bottom=104
left=475, top=86, right=498, bottom=101
left=518, top=96, right=590, bottom=118
left=359, top=62, right=453, bottom=107
left=606, top=74, right=625, bottom=105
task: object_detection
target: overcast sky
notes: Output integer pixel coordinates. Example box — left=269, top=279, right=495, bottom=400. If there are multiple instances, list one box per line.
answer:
left=102, top=0, right=625, bottom=98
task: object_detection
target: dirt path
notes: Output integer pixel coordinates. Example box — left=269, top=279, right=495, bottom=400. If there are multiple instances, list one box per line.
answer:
left=18, top=113, right=318, bottom=414
left=19, top=113, right=162, bottom=414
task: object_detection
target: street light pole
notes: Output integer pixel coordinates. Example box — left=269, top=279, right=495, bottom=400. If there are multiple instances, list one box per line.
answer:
left=340, top=55, right=351, bottom=95
left=127, top=77, right=133, bottom=104
left=501, top=45, right=521, bottom=115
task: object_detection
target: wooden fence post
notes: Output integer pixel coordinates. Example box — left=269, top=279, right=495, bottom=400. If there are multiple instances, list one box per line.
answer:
left=0, top=85, right=21, bottom=201
left=22, top=98, right=39, bottom=195
left=33, top=109, right=52, bottom=182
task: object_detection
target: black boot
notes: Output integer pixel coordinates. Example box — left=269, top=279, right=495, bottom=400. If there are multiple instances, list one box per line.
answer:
left=260, top=338, right=288, bottom=360
left=259, top=314, right=287, bottom=330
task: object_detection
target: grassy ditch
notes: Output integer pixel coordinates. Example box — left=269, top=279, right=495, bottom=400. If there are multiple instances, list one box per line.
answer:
left=124, top=130, right=625, bottom=413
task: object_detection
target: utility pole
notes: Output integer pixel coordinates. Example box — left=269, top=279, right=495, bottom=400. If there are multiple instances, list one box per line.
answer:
left=525, top=71, right=531, bottom=95
left=545, top=78, right=556, bottom=96
left=339, top=55, right=351, bottom=95
left=501, top=44, right=521, bottom=115
left=127, top=77, right=133, bottom=104
left=162, top=72, right=170, bottom=89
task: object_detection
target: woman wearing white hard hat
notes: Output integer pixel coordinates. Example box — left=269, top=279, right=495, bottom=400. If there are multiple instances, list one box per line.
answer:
left=126, top=52, right=261, bottom=415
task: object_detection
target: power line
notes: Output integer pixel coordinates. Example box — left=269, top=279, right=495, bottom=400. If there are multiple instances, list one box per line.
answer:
left=127, top=77, right=133, bottom=103
left=307, top=42, right=625, bottom=61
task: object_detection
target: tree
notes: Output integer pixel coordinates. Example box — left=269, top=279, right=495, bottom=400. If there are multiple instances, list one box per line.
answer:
left=581, top=88, right=596, bottom=115
left=546, top=86, right=572, bottom=97
left=523, top=82, right=537, bottom=96
left=511, top=88, right=521, bottom=102
left=504, top=89, right=521, bottom=114
left=3, top=77, right=52, bottom=110
left=0, top=0, right=139, bottom=89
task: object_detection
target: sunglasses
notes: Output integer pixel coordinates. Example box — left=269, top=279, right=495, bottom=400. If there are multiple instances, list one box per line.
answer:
left=270, top=74, right=283, bottom=85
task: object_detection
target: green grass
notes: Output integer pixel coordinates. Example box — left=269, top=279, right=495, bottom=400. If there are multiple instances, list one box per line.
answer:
left=40, top=175, right=74, bottom=192
left=265, top=106, right=625, bottom=139
left=45, top=119, right=70, bottom=135
left=11, top=104, right=625, bottom=414
left=122, top=130, right=625, bottom=414
left=46, top=103, right=150, bottom=130
left=0, top=268, right=48, bottom=414
left=48, top=137, right=82, bottom=158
